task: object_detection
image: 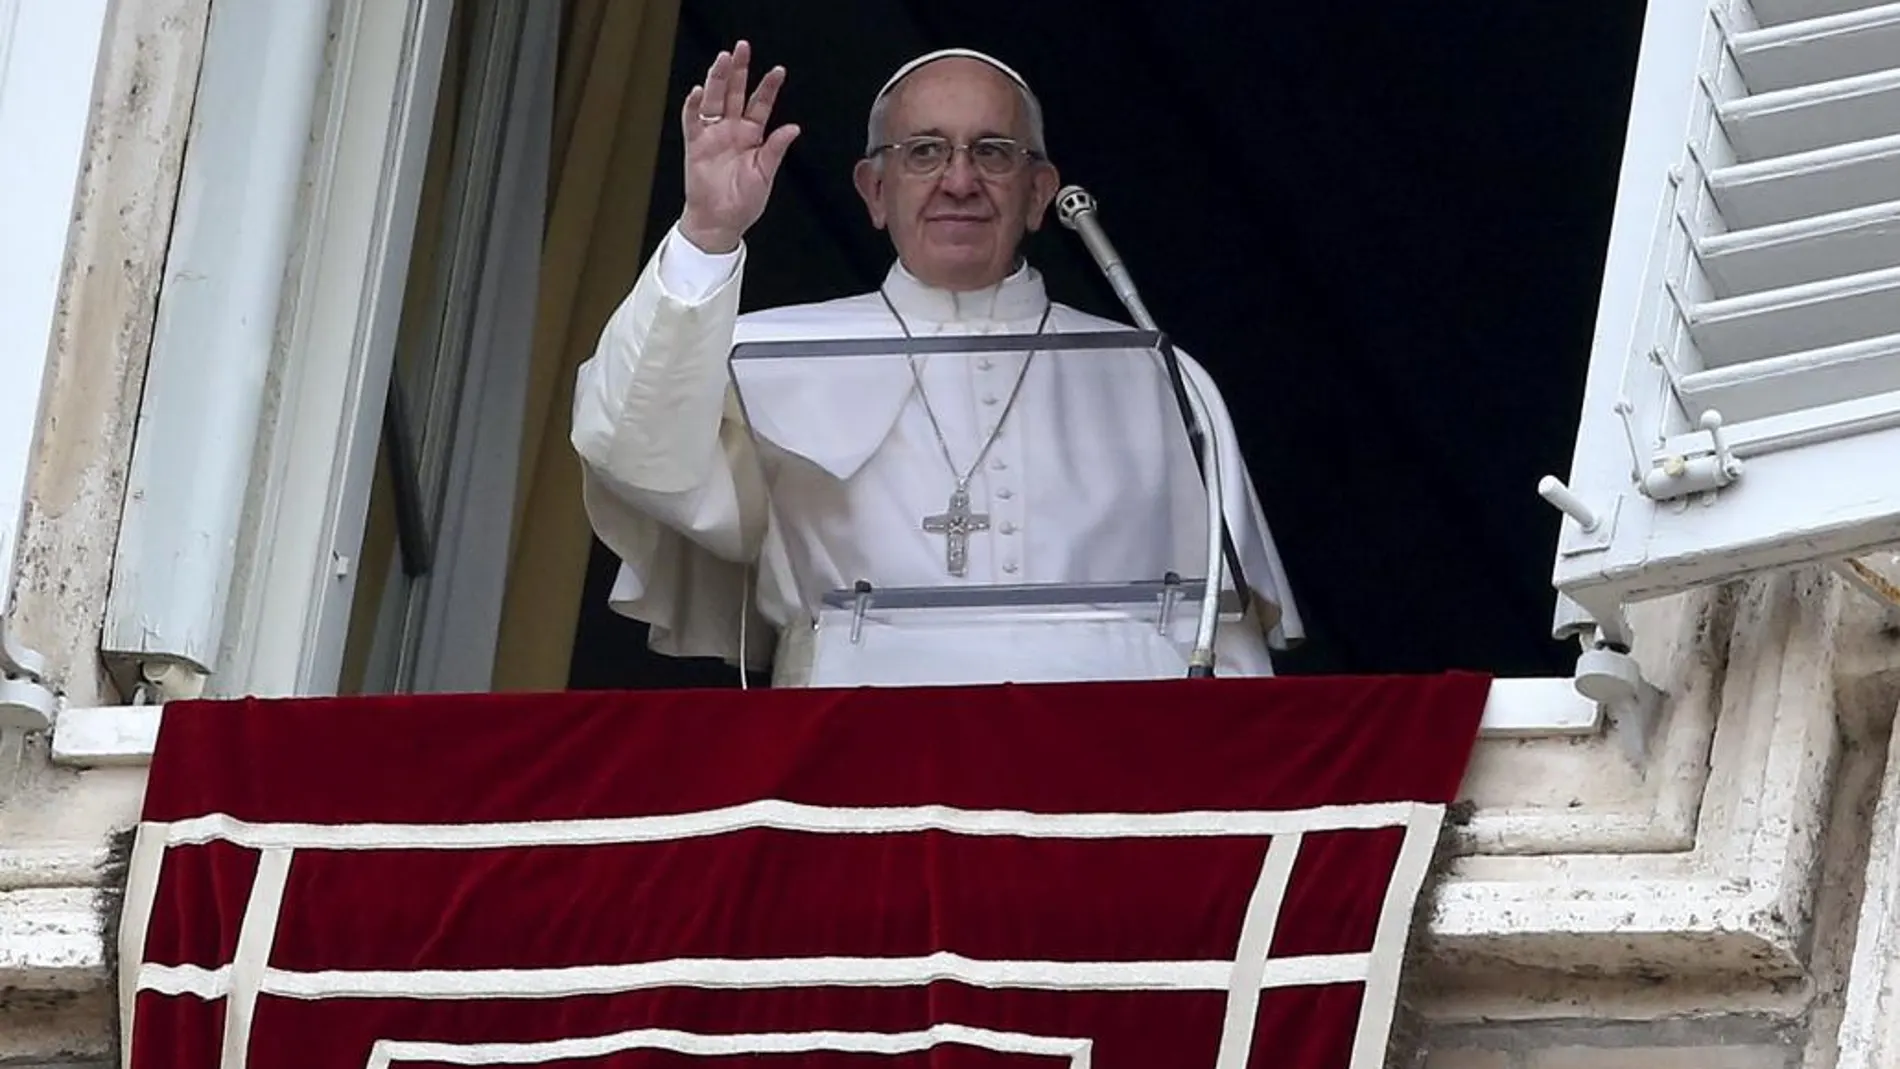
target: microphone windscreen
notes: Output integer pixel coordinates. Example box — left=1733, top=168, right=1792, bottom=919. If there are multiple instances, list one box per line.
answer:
left=1055, top=186, right=1095, bottom=229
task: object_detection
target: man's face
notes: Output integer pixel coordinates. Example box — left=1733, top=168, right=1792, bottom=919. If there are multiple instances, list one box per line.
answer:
left=853, top=59, right=1060, bottom=292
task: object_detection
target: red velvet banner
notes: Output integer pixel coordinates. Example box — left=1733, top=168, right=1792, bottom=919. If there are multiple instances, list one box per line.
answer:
left=122, top=673, right=1488, bottom=1068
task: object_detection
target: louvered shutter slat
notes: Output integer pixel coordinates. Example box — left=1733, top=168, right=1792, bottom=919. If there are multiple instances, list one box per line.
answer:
left=1729, top=2, right=1900, bottom=91
left=1686, top=265, right=1900, bottom=365
left=1718, top=68, right=1900, bottom=160
left=1749, top=0, right=1891, bottom=27
left=1697, top=199, right=1900, bottom=295
left=1709, top=133, right=1900, bottom=227
left=1677, top=332, right=1900, bottom=423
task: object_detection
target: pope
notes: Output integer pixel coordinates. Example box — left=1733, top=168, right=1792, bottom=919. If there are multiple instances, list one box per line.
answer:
left=570, top=42, right=1302, bottom=683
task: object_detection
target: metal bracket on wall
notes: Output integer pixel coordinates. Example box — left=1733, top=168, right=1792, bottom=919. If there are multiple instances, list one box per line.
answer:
left=0, top=617, right=56, bottom=732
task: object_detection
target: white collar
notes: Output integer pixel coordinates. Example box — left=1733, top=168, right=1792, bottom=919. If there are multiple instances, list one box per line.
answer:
left=881, top=259, right=1048, bottom=324
left=738, top=261, right=1051, bottom=483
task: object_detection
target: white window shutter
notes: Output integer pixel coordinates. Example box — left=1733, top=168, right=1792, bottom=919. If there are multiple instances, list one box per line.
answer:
left=1546, top=0, right=1900, bottom=639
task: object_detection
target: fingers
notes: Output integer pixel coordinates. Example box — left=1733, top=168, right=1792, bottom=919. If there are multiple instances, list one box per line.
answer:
left=700, top=49, right=731, bottom=121
left=686, top=43, right=788, bottom=150
left=682, top=85, right=707, bottom=135
left=744, top=65, right=787, bottom=127
left=724, top=40, right=752, bottom=119
left=757, top=123, right=801, bottom=178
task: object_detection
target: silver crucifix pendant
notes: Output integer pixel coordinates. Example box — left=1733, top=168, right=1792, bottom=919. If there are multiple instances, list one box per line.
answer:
left=921, top=486, right=990, bottom=577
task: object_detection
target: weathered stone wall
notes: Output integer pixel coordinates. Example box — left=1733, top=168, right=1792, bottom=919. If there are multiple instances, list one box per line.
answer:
left=0, top=1, right=209, bottom=1063
left=1411, top=570, right=1900, bottom=1069
left=5, top=0, right=211, bottom=718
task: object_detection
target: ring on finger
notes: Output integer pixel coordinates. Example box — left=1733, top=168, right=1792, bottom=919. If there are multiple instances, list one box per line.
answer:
left=697, top=112, right=722, bottom=124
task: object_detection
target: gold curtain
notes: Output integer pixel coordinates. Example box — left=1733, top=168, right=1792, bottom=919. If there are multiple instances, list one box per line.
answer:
left=341, top=0, right=682, bottom=693
left=491, top=0, right=683, bottom=690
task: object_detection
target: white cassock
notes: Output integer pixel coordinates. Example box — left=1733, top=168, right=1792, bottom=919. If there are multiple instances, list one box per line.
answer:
left=571, top=223, right=1304, bottom=686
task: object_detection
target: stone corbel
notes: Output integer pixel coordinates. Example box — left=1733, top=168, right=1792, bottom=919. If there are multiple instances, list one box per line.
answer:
left=1831, top=693, right=1900, bottom=1068
left=1425, top=568, right=1844, bottom=981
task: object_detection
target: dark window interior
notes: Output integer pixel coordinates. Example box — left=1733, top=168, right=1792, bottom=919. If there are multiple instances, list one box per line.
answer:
left=568, top=1, right=1650, bottom=689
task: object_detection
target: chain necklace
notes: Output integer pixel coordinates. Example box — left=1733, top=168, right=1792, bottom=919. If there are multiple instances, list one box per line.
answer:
left=879, top=288, right=1053, bottom=577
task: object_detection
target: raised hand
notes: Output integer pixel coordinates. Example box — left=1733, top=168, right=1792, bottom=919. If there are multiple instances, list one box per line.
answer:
left=678, top=40, right=801, bottom=255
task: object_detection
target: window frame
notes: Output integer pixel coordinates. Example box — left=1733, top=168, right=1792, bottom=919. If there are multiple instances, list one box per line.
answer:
left=47, top=0, right=1605, bottom=758
left=212, top=0, right=456, bottom=699
left=357, top=0, right=559, bottom=695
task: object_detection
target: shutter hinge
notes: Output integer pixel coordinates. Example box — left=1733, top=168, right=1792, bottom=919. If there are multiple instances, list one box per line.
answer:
left=1, top=617, right=55, bottom=733
left=1620, top=342, right=1746, bottom=504
left=1631, top=407, right=1743, bottom=504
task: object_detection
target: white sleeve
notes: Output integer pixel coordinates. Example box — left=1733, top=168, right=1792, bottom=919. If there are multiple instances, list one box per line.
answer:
left=568, top=222, right=775, bottom=666
left=570, top=222, right=764, bottom=563
left=655, top=223, right=741, bottom=303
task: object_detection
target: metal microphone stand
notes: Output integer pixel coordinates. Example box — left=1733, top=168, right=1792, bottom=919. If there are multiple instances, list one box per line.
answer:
left=1056, top=186, right=1244, bottom=678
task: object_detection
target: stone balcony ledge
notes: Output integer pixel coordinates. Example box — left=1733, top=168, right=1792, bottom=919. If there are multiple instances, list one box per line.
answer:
left=3, top=573, right=1897, bottom=1002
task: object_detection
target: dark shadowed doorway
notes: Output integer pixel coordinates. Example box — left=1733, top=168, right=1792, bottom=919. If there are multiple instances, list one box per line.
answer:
left=567, top=1, right=1650, bottom=689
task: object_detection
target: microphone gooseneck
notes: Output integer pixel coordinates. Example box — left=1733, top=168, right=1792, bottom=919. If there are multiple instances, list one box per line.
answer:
left=1053, top=184, right=1230, bottom=677
left=1055, top=185, right=1156, bottom=332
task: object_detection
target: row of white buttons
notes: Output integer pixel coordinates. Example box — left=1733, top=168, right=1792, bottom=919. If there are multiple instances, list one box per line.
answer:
left=976, top=356, right=1018, bottom=574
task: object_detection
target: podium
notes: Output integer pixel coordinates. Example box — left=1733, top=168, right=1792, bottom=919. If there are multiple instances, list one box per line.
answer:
left=728, top=328, right=1266, bottom=686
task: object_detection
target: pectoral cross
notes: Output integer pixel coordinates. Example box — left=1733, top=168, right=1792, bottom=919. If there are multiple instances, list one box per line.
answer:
left=922, top=486, right=989, bottom=578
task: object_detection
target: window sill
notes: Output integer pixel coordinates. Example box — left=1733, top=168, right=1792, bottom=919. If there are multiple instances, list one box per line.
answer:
left=52, top=703, right=166, bottom=767
left=48, top=678, right=1600, bottom=768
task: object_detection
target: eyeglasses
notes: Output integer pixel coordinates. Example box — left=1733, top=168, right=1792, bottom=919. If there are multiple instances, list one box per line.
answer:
left=868, top=135, right=1043, bottom=178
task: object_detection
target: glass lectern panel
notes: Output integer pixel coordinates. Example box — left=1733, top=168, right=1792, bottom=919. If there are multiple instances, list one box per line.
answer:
left=728, top=330, right=1240, bottom=685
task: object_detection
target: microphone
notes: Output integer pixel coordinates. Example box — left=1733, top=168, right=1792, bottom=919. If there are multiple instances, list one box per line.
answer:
left=1053, top=183, right=1246, bottom=676
left=1055, top=185, right=1157, bottom=331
